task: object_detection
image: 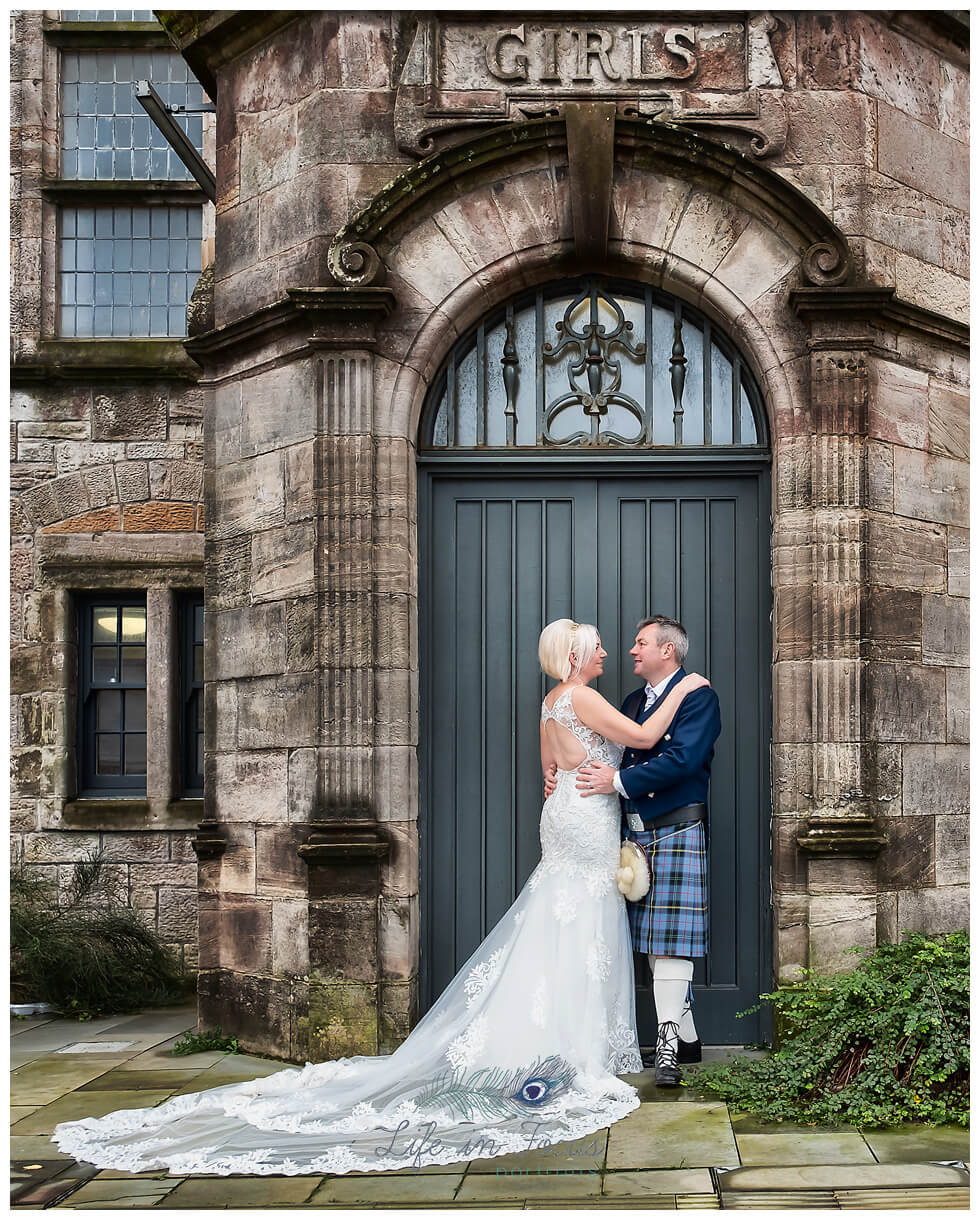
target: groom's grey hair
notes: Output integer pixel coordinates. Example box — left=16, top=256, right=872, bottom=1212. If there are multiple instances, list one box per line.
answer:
left=637, top=614, right=689, bottom=664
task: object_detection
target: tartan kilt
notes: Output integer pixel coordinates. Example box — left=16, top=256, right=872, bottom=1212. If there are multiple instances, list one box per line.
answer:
left=625, top=820, right=708, bottom=958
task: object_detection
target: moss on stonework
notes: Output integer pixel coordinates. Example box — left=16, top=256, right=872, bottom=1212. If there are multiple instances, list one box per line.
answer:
left=301, top=979, right=379, bottom=1061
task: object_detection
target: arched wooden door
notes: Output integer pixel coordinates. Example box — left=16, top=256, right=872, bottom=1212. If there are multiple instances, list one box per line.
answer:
left=418, top=279, right=772, bottom=1045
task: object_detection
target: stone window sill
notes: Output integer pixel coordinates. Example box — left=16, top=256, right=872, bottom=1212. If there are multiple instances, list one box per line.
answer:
left=12, top=339, right=200, bottom=383
left=61, top=797, right=204, bottom=830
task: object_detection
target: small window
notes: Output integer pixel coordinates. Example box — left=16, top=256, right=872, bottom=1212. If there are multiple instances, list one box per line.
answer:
left=59, top=204, right=203, bottom=337
left=78, top=595, right=147, bottom=794
left=181, top=595, right=204, bottom=795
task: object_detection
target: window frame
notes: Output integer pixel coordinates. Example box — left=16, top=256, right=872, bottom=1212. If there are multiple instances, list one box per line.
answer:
left=179, top=593, right=205, bottom=797
left=77, top=591, right=148, bottom=796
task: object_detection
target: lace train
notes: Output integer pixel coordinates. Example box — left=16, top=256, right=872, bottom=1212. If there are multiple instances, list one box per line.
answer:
left=54, top=689, right=642, bottom=1175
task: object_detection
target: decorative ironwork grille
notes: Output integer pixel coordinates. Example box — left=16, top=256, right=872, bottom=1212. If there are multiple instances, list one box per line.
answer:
left=422, top=279, right=766, bottom=451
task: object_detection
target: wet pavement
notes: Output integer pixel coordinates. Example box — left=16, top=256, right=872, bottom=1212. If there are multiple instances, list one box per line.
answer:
left=10, top=1006, right=970, bottom=1209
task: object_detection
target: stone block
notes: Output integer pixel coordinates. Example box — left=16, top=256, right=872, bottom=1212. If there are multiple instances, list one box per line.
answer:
left=157, top=888, right=198, bottom=941
left=115, top=461, right=150, bottom=504
left=214, top=197, right=259, bottom=282
left=305, top=980, right=378, bottom=1059
left=286, top=597, right=316, bottom=672
left=807, top=895, right=877, bottom=975
left=309, top=898, right=378, bottom=981
left=379, top=894, right=418, bottom=980
left=100, top=833, right=170, bottom=864
left=92, top=388, right=167, bottom=441
left=241, top=361, right=315, bottom=459
left=921, top=595, right=968, bottom=665
left=668, top=189, right=748, bottom=276
left=902, top=745, right=969, bottom=816
left=197, top=968, right=301, bottom=1059
left=941, top=205, right=969, bottom=279
left=866, top=359, right=929, bottom=450
left=433, top=189, right=516, bottom=275
left=866, top=516, right=945, bottom=591
left=934, top=815, right=968, bottom=886
left=876, top=890, right=898, bottom=945
left=10, top=548, right=34, bottom=591
left=833, top=168, right=942, bottom=265
left=212, top=824, right=256, bottom=895
left=946, top=527, right=968, bottom=597
left=55, top=441, right=122, bottom=473
left=946, top=667, right=968, bottom=743
left=784, top=89, right=874, bottom=166
left=876, top=816, right=935, bottom=889
left=23, top=831, right=100, bottom=864
left=11, top=748, right=43, bottom=795
left=388, top=216, right=473, bottom=310
left=212, top=602, right=286, bottom=680
left=865, top=587, right=921, bottom=661
left=284, top=441, right=314, bottom=522
left=214, top=380, right=242, bottom=465
left=895, top=886, right=968, bottom=936
left=773, top=661, right=812, bottom=744
left=205, top=534, right=251, bottom=611
left=212, top=450, right=285, bottom=542
left=866, top=663, right=946, bottom=743
left=251, top=523, right=315, bottom=601
left=237, top=673, right=317, bottom=750
left=258, top=167, right=346, bottom=262
left=379, top=979, right=417, bottom=1053
left=240, top=107, right=297, bottom=199
left=878, top=102, right=969, bottom=211
left=895, top=253, right=969, bottom=325
left=148, top=459, right=204, bottom=503
left=380, top=819, right=419, bottom=898
left=255, top=822, right=309, bottom=892
left=208, top=897, right=273, bottom=973
left=10, top=643, right=63, bottom=694
left=287, top=747, right=317, bottom=822
left=50, top=472, right=89, bottom=520
left=807, top=855, right=877, bottom=896
left=928, top=380, right=969, bottom=462
left=713, top=219, right=799, bottom=308
left=214, top=750, right=289, bottom=825
left=129, top=861, right=198, bottom=888
left=80, top=465, right=118, bottom=509
left=122, top=502, right=197, bottom=532
left=272, top=898, right=309, bottom=976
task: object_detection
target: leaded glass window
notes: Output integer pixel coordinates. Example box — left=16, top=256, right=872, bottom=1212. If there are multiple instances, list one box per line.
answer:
left=59, top=204, right=203, bottom=337
left=423, top=280, right=765, bottom=451
left=61, top=49, right=205, bottom=180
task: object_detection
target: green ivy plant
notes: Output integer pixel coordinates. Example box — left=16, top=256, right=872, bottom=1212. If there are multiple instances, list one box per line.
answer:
left=689, top=931, right=968, bottom=1128
left=172, top=1027, right=240, bottom=1056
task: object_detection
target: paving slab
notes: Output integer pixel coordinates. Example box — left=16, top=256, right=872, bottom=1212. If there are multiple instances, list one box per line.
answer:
left=719, top=1188, right=837, bottom=1208
left=77, top=1068, right=206, bottom=1091
left=161, top=1175, right=325, bottom=1207
left=309, top=1172, right=465, bottom=1205
left=718, top=1162, right=969, bottom=1190
left=456, top=1170, right=602, bottom=1201
left=11, top=1134, right=65, bottom=1159
left=121, top=1039, right=231, bottom=1070
left=468, top=1130, right=607, bottom=1173
left=603, top=1168, right=714, bottom=1196
left=52, top=1177, right=178, bottom=1207
left=11, top=1057, right=131, bottom=1105
left=527, top=1199, right=677, bottom=1209
left=621, top=1070, right=718, bottom=1103
left=675, top=1192, right=720, bottom=1208
left=606, top=1101, right=738, bottom=1170
left=11, top=1104, right=42, bottom=1124
left=11, top=1088, right=176, bottom=1135
left=730, top=1111, right=857, bottom=1134
left=860, top=1123, right=970, bottom=1164
left=735, top=1131, right=875, bottom=1165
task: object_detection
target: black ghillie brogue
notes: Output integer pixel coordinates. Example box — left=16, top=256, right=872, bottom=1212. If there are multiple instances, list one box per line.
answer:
left=653, top=1019, right=682, bottom=1088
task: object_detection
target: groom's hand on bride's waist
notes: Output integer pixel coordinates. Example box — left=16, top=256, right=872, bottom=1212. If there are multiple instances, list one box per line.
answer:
left=576, top=760, right=617, bottom=795
left=543, top=765, right=557, bottom=799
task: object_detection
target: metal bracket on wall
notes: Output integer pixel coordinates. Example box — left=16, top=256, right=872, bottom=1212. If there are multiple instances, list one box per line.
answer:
left=135, top=80, right=216, bottom=203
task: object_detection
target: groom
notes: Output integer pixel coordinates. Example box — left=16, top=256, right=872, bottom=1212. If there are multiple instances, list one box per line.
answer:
left=576, top=615, right=721, bottom=1087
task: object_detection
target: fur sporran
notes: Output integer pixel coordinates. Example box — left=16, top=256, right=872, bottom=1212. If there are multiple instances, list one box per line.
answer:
left=616, top=840, right=651, bottom=902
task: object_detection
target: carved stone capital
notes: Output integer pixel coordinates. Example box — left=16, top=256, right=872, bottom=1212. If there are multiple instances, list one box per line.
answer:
left=190, top=820, right=227, bottom=860
left=298, top=820, right=390, bottom=865
left=797, top=813, right=886, bottom=858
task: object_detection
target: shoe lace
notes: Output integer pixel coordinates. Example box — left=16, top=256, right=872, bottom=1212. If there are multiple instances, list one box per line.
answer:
left=655, top=1020, right=680, bottom=1068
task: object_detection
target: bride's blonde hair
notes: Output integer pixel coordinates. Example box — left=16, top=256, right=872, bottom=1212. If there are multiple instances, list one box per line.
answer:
left=538, top=619, right=599, bottom=681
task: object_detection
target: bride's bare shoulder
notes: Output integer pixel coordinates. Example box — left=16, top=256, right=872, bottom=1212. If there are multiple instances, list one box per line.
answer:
left=569, top=685, right=608, bottom=711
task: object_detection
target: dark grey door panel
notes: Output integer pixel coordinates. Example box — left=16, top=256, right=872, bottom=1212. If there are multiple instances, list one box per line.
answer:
left=420, top=470, right=770, bottom=1045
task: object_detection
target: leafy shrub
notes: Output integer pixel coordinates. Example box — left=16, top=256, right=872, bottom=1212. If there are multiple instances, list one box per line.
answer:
left=11, top=852, right=187, bottom=1017
left=690, top=931, right=968, bottom=1127
left=172, top=1027, right=240, bottom=1056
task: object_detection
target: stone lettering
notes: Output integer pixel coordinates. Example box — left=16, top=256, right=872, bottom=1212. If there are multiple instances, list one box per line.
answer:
left=571, top=29, right=621, bottom=83
left=485, top=24, right=529, bottom=82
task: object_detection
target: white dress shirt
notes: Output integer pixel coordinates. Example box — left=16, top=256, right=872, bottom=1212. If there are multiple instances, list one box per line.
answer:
left=612, top=669, right=681, bottom=800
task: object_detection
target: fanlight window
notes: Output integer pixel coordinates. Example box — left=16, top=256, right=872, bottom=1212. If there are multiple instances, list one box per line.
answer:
left=423, top=280, right=765, bottom=450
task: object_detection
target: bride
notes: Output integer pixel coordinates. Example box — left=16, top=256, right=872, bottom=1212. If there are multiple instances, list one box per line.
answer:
left=54, top=619, right=709, bottom=1176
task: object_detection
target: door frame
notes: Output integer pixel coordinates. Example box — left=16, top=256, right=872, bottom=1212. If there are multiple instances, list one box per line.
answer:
left=417, top=453, right=773, bottom=1042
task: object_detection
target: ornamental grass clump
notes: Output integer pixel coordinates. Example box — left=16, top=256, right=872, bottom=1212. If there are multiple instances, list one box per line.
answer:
left=11, top=852, right=187, bottom=1018
left=690, top=931, right=968, bottom=1127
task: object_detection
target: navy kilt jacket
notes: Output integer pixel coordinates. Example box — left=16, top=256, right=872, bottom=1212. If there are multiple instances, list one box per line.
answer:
left=619, top=667, right=721, bottom=959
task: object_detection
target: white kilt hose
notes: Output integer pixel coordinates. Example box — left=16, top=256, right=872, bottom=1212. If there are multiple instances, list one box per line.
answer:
left=624, top=820, right=708, bottom=958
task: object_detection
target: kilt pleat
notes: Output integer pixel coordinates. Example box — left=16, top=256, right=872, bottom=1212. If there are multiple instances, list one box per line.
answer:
left=625, top=821, right=708, bottom=958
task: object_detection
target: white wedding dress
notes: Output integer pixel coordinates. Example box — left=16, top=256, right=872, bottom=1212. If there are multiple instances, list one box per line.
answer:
left=53, top=689, right=642, bottom=1175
